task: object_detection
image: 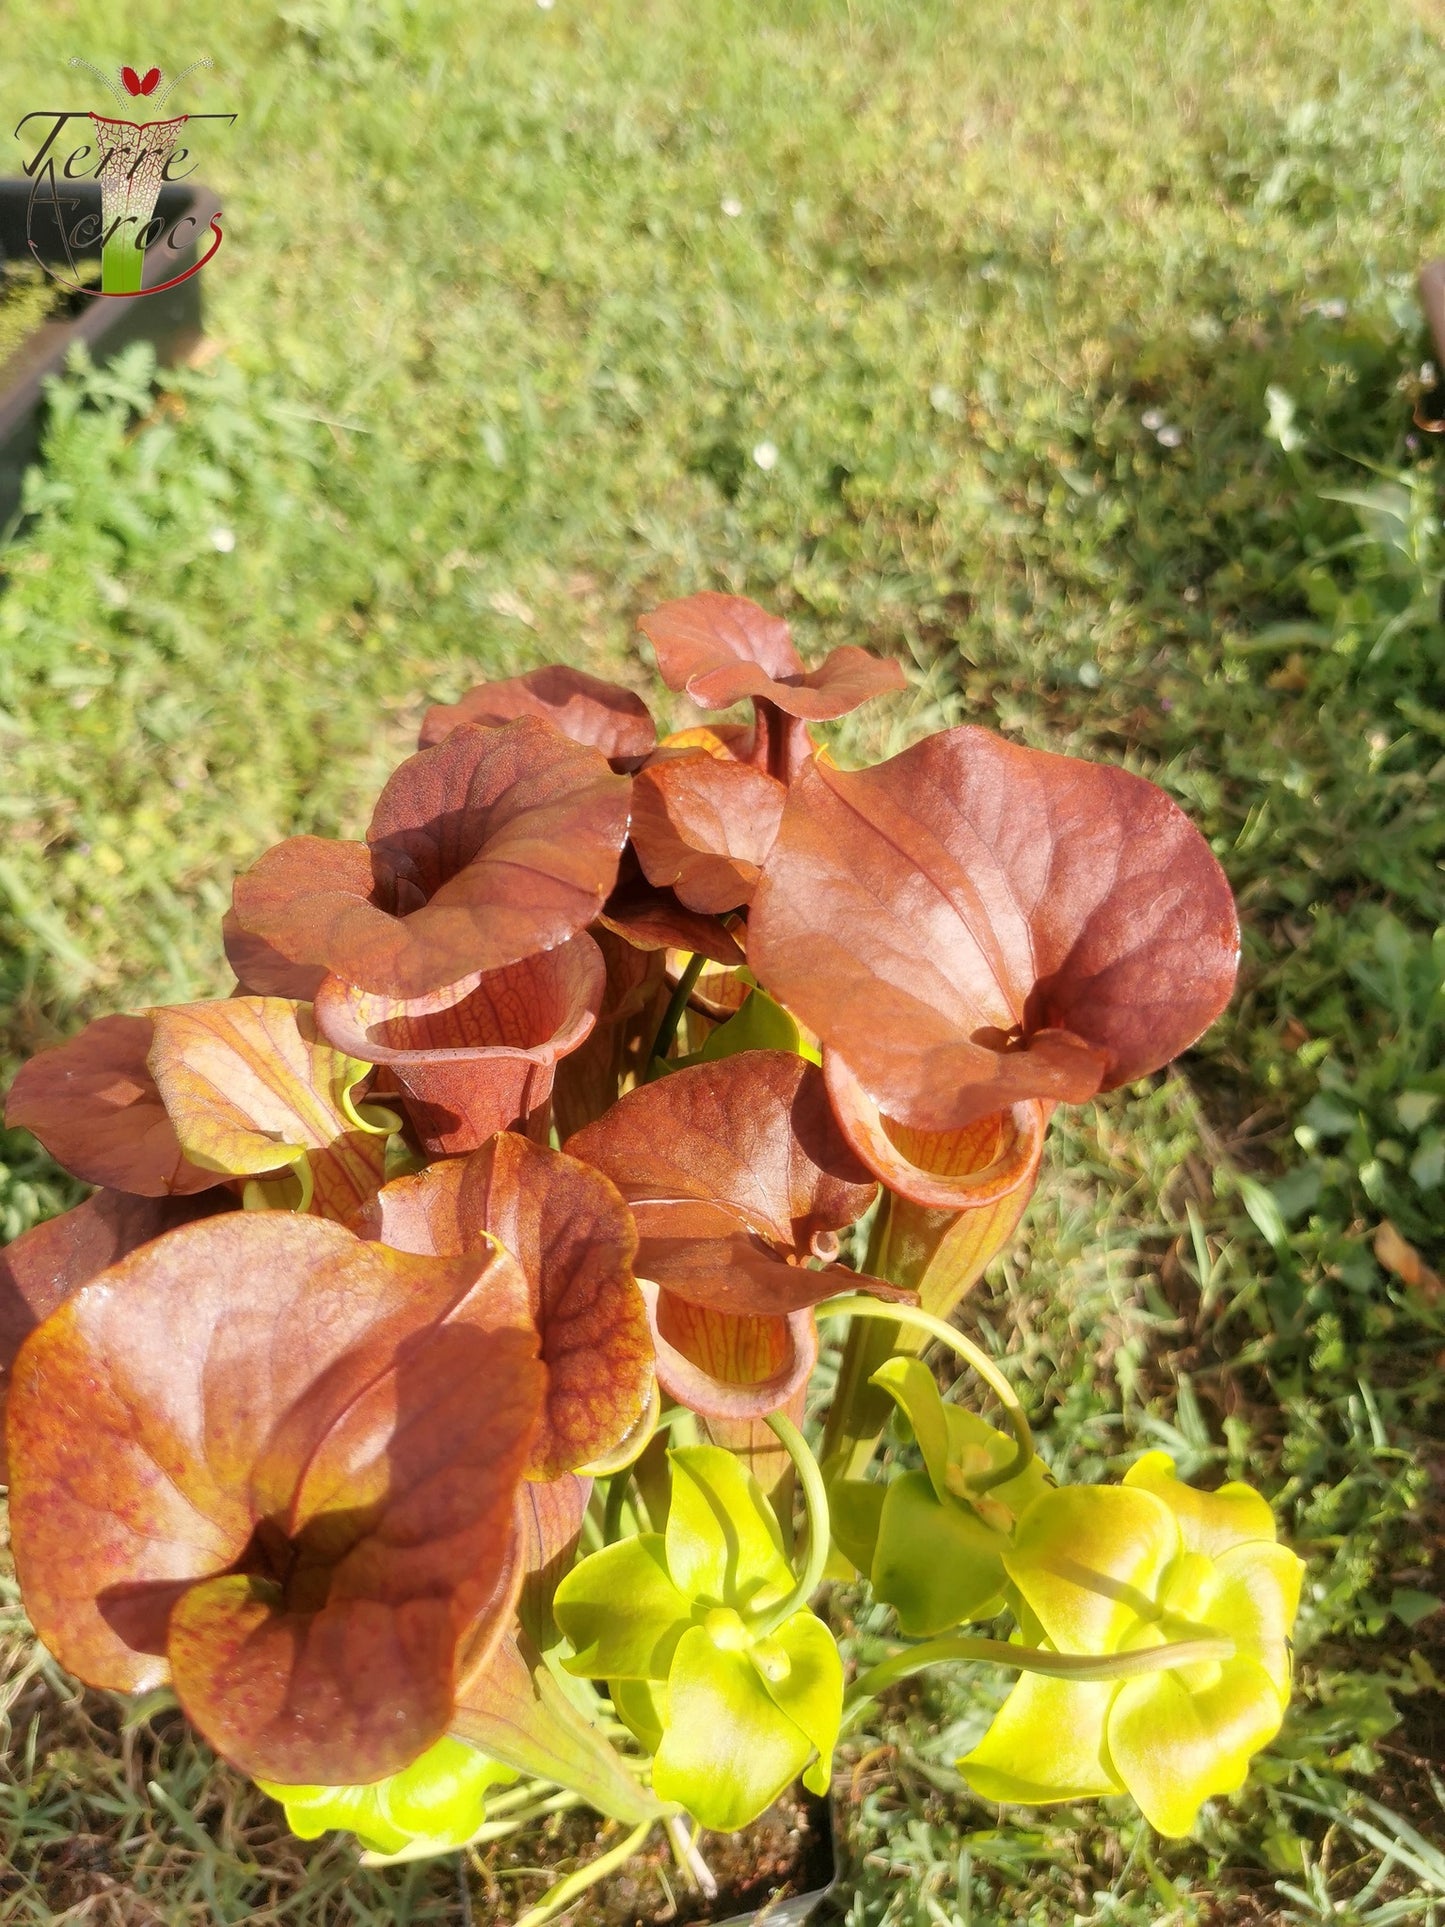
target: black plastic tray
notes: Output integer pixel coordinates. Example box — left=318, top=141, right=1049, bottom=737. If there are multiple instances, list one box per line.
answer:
left=0, top=175, right=220, bottom=530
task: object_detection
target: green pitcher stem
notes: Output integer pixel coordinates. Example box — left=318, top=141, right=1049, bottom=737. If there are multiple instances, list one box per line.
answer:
left=818, top=1295, right=1034, bottom=1491
left=820, top=1194, right=906, bottom=1473
left=844, top=1633, right=1236, bottom=1723
left=101, top=227, right=145, bottom=295
left=820, top=1192, right=997, bottom=1477
left=602, top=1471, right=633, bottom=1545
left=752, top=1411, right=831, bottom=1635
left=646, top=952, right=706, bottom=1073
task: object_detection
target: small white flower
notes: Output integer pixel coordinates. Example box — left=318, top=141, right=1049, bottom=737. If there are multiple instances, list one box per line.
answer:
left=536, top=0, right=555, bottom=10
left=752, top=441, right=778, bottom=471
left=1265, top=384, right=1304, bottom=452
left=1140, top=408, right=1166, bottom=432
left=210, top=527, right=236, bottom=553
left=487, top=588, right=537, bottom=628
left=720, top=196, right=743, bottom=218
left=1155, top=423, right=1184, bottom=448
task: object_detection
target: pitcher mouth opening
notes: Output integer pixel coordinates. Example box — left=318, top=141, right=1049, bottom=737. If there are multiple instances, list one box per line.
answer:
left=312, top=935, right=606, bottom=1071
left=822, top=1050, right=1048, bottom=1212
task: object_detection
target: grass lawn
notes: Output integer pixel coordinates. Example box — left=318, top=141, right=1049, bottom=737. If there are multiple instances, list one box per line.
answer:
left=1, top=0, right=1444, bottom=1919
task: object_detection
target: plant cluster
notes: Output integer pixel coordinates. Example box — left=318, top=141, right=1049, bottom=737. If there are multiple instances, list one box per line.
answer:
left=1, top=595, right=1303, bottom=1909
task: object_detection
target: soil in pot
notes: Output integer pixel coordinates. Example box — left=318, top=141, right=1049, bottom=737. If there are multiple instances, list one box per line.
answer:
left=473, top=1788, right=834, bottom=1926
